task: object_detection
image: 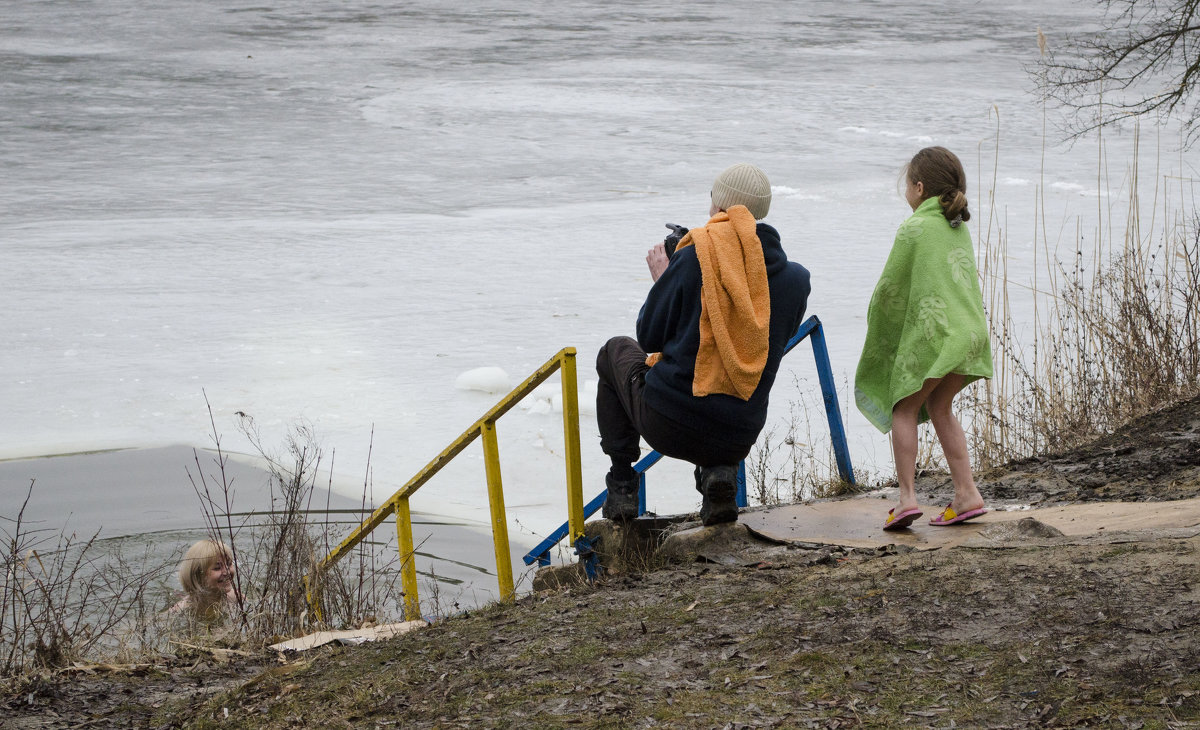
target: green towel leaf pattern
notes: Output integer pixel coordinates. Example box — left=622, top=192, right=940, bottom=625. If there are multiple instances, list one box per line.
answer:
left=872, top=278, right=905, bottom=319
left=897, top=217, right=924, bottom=246
left=967, top=330, right=984, bottom=361
left=947, top=248, right=973, bottom=284
left=897, top=351, right=921, bottom=387
left=917, top=295, right=949, bottom=340
left=854, top=198, right=994, bottom=434
left=861, top=342, right=887, bottom=368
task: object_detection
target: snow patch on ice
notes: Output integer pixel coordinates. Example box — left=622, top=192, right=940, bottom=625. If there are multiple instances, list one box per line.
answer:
left=578, top=380, right=598, bottom=416
left=526, top=399, right=552, bottom=415
left=455, top=367, right=511, bottom=394
left=518, top=380, right=599, bottom=416
left=772, top=185, right=822, bottom=201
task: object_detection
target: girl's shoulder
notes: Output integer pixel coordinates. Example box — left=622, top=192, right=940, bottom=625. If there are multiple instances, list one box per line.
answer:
left=898, top=202, right=969, bottom=246
left=896, top=214, right=927, bottom=244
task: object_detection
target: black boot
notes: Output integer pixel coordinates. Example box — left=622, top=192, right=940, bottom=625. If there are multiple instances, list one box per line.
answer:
left=697, top=464, right=739, bottom=526
left=601, top=472, right=640, bottom=521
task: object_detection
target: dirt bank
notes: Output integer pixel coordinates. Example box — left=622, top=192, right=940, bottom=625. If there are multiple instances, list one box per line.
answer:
left=8, top=526, right=1196, bottom=729
left=5, top=394, right=1200, bottom=729
left=920, top=391, right=1200, bottom=506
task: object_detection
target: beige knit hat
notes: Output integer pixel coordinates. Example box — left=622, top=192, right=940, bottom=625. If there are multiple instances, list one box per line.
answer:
left=710, top=163, right=771, bottom=220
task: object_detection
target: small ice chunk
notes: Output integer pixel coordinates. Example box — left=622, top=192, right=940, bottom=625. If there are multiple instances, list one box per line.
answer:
left=578, top=380, right=598, bottom=416
left=531, top=382, right=558, bottom=401
left=510, top=378, right=601, bottom=416
left=455, top=366, right=512, bottom=394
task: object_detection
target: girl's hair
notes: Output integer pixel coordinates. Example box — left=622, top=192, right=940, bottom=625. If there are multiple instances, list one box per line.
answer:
left=906, top=146, right=970, bottom=226
left=178, top=539, right=232, bottom=597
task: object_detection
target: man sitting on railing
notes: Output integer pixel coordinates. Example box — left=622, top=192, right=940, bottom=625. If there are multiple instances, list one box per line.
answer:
left=596, top=163, right=811, bottom=525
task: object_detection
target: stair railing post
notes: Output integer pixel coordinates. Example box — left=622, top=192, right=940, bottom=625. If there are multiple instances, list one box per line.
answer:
left=394, top=498, right=422, bottom=620
left=808, top=319, right=856, bottom=485
left=558, top=349, right=586, bottom=545
left=303, top=573, right=322, bottom=624
left=481, top=419, right=516, bottom=601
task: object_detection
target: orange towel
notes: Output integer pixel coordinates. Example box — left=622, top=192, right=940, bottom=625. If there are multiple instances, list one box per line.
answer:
left=647, top=205, right=770, bottom=400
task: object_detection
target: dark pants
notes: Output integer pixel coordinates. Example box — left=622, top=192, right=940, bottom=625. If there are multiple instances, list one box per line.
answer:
left=595, top=336, right=752, bottom=470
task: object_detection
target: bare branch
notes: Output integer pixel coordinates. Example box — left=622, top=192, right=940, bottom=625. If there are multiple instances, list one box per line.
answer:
left=1037, top=0, right=1200, bottom=145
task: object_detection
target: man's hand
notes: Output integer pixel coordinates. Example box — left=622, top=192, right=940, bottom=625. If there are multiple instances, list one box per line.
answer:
left=646, top=242, right=669, bottom=282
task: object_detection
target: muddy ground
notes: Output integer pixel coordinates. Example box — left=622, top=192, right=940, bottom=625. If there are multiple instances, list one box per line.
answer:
left=5, top=393, right=1200, bottom=729
left=938, top=392, right=1200, bottom=506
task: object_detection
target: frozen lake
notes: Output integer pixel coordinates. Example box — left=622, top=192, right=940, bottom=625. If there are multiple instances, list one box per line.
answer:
left=1, top=0, right=1190, bottom=550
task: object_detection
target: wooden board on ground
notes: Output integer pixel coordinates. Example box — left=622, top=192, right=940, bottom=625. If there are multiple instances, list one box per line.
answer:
left=269, top=620, right=428, bottom=652
left=741, top=497, right=1200, bottom=550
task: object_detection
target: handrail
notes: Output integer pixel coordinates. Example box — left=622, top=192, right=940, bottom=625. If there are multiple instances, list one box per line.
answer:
left=523, top=315, right=855, bottom=567
left=305, top=348, right=585, bottom=621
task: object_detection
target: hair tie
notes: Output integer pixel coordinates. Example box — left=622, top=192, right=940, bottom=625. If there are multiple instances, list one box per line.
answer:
left=950, top=214, right=963, bottom=228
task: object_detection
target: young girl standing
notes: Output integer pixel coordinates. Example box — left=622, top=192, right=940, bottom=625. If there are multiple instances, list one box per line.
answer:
left=855, top=146, right=993, bottom=530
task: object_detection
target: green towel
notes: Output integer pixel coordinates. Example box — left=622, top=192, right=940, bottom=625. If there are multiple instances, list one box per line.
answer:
left=855, top=197, right=993, bottom=433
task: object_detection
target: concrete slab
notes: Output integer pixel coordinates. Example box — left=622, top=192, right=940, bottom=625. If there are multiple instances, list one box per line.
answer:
left=742, top=497, right=1200, bottom=551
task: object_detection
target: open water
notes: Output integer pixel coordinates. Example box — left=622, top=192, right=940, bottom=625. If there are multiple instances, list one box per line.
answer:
left=1, top=0, right=1191, bottom=551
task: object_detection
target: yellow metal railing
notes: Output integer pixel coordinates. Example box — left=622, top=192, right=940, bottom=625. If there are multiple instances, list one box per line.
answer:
left=305, top=347, right=585, bottom=621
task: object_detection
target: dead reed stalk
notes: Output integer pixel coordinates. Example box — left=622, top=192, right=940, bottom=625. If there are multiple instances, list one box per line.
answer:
left=185, top=402, right=409, bottom=641
left=969, top=124, right=1200, bottom=467
left=0, top=483, right=169, bottom=677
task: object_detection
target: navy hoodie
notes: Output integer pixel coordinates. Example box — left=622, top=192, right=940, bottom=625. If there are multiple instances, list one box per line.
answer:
left=636, top=222, right=811, bottom=446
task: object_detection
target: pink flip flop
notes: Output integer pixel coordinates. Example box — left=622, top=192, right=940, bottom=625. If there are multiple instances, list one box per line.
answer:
left=883, top=507, right=923, bottom=531
left=929, top=503, right=988, bottom=526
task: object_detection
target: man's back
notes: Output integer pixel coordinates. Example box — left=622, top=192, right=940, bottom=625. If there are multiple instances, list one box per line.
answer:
left=596, top=162, right=800, bottom=526
left=637, top=221, right=811, bottom=444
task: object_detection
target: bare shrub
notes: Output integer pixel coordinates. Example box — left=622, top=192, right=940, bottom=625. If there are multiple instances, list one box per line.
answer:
left=0, top=483, right=171, bottom=677
left=1035, top=0, right=1200, bottom=146
left=0, top=405, right=422, bottom=677
left=183, top=397, right=408, bottom=646
left=746, top=428, right=785, bottom=507
left=746, top=376, right=864, bottom=504
left=969, top=126, right=1200, bottom=466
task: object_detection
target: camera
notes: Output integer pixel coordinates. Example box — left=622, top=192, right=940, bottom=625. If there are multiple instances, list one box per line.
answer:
left=663, top=223, right=689, bottom=258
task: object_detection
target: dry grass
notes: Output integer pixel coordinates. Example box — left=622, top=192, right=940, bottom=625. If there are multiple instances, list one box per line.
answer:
left=746, top=374, right=865, bottom=505
left=967, top=121, right=1200, bottom=468
left=149, top=533, right=1200, bottom=729
left=185, top=400, right=411, bottom=642
left=0, top=407, right=415, bottom=679
left=0, top=485, right=171, bottom=677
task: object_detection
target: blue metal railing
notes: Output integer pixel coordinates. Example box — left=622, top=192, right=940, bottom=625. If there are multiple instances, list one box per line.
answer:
left=523, top=315, right=855, bottom=567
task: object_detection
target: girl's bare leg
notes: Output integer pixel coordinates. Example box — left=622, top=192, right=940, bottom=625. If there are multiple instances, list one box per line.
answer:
left=925, top=373, right=985, bottom=513
left=890, top=377, right=942, bottom=515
